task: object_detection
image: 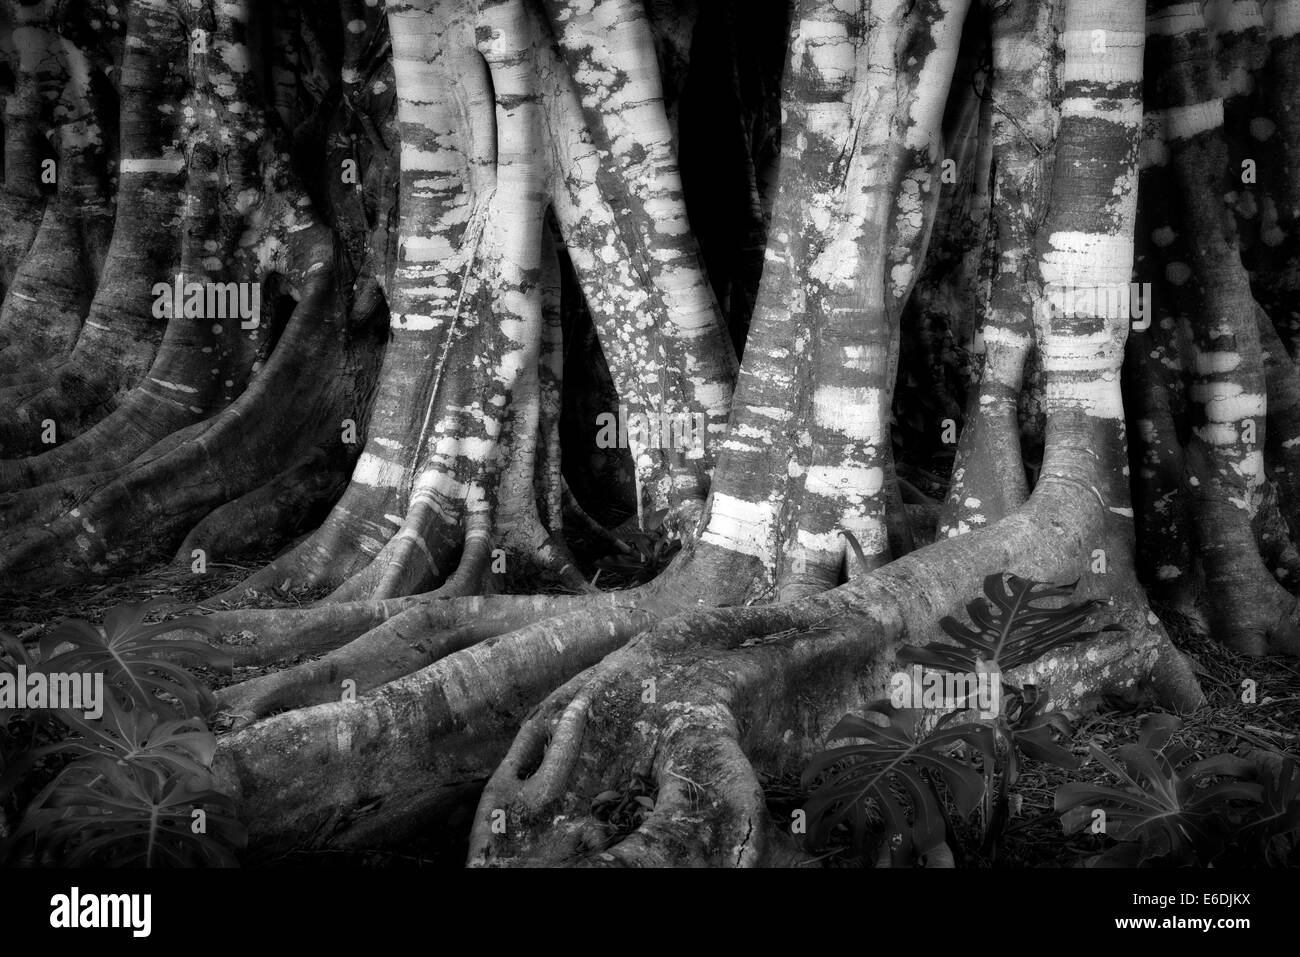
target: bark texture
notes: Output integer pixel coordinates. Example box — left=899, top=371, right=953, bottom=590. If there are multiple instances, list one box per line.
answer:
left=5, top=0, right=1299, bottom=867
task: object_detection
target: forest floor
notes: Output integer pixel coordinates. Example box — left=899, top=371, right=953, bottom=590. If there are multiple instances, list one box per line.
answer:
left=3, top=540, right=1297, bottom=868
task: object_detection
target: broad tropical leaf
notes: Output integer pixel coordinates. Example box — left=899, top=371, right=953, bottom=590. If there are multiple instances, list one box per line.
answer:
left=1005, top=689, right=1079, bottom=771
left=40, top=600, right=231, bottom=717
left=8, top=757, right=245, bottom=867
left=1237, top=758, right=1300, bottom=866
left=1054, top=715, right=1262, bottom=866
left=982, top=688, right=1079, bottom=854
left=801, top=703, right=995, bottom=859
left=898, top=573, right=1118, bottom=674
left=0, top=693, right=218, bottom=800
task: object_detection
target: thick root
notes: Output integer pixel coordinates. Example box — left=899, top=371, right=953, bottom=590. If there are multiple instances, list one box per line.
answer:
left=469, top=588, right=1199, bottom=867
left=199, top=592, right=617, bottom=665
left=215, top=592, right=642, bottom=725
left=468, top=473, right=1205, bottom=866
left=212, top=605, right=657, bottom=851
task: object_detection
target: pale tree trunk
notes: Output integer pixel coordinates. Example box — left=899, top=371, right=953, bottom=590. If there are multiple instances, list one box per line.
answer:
left=6, top=0, right=1300, bottom=866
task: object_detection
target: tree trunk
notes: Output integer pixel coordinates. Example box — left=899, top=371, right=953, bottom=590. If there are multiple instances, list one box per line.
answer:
left=4, top=0, right=1298, bottom=866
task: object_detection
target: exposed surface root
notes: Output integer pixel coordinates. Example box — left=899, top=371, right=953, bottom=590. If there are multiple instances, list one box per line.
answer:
left=213, top=604, right=658, bottom=851
left=469, top=472, right=1204, bottom=866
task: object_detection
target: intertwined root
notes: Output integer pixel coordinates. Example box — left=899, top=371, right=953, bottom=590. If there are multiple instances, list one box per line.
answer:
left=209, top=592, right=661, bottom=851
left=469, top=573, right=1202, bottom=867
left=213, top=593, right=648, bottom=728
left=199, top=457, right=1210, bottom=863
left=469, top=628, right=781, bottom=867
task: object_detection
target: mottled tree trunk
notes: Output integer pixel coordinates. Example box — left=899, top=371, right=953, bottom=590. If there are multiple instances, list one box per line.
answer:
left=3, top=0, right=1299, bottom=866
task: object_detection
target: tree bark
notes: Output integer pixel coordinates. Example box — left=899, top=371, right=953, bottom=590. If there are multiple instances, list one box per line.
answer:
left=7, top=0, right=1300, bottom=867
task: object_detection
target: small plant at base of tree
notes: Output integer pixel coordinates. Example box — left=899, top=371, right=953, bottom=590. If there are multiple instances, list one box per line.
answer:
left=0, top=600, right=243, bottom=867
left=1055, top=714, right=1300, bottom=867
left=801, top=572, right=1100, bottom=865
left=592, top=508, right=681, bottom=586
